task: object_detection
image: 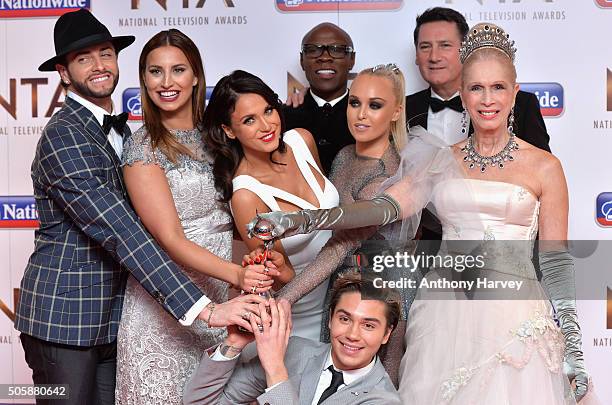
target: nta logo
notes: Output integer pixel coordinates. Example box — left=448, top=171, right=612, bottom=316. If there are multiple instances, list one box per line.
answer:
left=131, top=0, right=235, bottom=9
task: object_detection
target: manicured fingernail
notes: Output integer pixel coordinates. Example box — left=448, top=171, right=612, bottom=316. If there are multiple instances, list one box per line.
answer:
left=249, top=260, right=254, bottom=265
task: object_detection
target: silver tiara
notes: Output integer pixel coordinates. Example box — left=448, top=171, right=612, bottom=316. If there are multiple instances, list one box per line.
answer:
left=459, top=23, right=516, bottom=64
left=371, top=63, right=400, bottom=74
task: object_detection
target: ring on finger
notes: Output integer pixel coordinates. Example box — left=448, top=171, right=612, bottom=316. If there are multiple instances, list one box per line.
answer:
left=251, top=286, right=257, bottom=294
left=241, top=311, right=250, bottom=320
left=263, top=267, right=269, bottom=275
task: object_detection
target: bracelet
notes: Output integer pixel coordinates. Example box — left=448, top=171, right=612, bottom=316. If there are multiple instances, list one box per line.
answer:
left=205, top=302, right=215, bottom=326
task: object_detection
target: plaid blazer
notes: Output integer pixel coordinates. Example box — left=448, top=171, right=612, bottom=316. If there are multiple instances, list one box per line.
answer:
left=15, top=97, right=204, bottom=347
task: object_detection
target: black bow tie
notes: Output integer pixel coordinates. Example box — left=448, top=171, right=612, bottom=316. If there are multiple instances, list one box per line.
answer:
left=429, top=96, right=463, bottom=113
left=102, top=113, right=129, bottom=136
left=321, top=102, right=333, bottom=117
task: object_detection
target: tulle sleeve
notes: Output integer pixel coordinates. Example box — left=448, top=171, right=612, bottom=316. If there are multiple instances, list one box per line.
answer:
left=380, top=126, right=468, bottom=241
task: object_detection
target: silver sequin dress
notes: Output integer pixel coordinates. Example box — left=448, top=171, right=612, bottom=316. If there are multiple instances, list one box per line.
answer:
left=115, top=127, right=231, bottom=405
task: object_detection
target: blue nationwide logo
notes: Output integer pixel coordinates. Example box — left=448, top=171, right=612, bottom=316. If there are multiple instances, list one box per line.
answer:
left=0, top=196, right=38, bottom=228
left=123, top=86, right=215, bottom=120
left=0, top=0, right=90, bottom=18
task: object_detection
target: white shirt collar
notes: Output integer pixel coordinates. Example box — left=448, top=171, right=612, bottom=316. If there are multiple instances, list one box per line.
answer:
left=67, top=91, right=114, bottom=126
left=430, top=89, right=460, bottom=101
left=310, top=89, right=348, bottom=108
left=323, top=349, right=376, bottom=386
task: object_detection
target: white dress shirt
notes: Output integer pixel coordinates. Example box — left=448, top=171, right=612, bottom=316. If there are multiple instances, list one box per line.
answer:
left=66, top=91, right=210, bottom=326
left=427, top=89, right=469, bottom=146
left=310, top=350, right=376, bottom=405
left=310, top=89, right=348, bottom=107
left=66, top=91, right=124, bottom=158
left=209, top=345, right=376, bottom=404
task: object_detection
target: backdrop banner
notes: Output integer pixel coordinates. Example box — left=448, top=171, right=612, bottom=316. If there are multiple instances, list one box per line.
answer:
left=1, top=1, right=610, bottom=403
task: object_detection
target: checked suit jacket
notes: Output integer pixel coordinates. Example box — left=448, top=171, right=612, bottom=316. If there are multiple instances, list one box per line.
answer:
left=183, top=337, right=401, bottom=405
left=15, top=97, right=204, bottom=347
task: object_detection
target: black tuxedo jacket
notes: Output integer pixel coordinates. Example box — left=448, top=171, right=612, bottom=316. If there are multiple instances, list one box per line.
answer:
left=405, top=88, right=551, bottom=152
left=282, top=92, right=354, bottom=174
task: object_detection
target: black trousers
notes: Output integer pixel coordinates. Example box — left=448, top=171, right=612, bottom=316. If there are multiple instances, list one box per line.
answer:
left=20, top=333, right=116, bottom=405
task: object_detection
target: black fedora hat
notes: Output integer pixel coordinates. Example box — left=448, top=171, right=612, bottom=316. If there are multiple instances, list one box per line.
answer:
left=39, top=9, right=135, bottom=72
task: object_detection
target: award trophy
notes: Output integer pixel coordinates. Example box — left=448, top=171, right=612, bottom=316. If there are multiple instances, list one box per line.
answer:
left=240, top=215, right=276, bottom=332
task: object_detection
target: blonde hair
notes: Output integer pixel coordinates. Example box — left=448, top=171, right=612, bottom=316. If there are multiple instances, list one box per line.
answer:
left=358, top=64, right=407, bottom=152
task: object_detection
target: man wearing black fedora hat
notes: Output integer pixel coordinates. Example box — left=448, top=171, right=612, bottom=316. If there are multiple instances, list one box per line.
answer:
left=15, top=9, right=265, bottom=404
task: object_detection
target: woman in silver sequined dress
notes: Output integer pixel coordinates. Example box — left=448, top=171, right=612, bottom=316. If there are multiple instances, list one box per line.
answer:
left=114, top=30, right=278, bottom=405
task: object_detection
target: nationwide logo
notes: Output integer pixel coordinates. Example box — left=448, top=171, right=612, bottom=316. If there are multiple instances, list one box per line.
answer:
left=123, top=88, right=142, bottom=121
left=276, top=0, right=402, bottom=12
left=520, top=82, right=564, bottom=117
left=0, top=0, right=90, bottom=18
left=595, top=0, right=612, bottom=8
left=123, top=86, right=216, bottom=120
left=596, top=192, right=612, bottom=227
left=0, top=196, right=38, bottom=228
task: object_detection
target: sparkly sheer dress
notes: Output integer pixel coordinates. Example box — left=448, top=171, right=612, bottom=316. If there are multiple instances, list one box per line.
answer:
left=115, top=127, right=231, bottom=405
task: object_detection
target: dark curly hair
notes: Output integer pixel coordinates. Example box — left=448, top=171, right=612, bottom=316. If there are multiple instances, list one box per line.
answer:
left=202, top=70, right=286, bottom=203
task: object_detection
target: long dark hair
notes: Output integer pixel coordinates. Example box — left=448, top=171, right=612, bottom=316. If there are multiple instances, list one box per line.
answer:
left=202, top=70, right=286, bottom=203
left=139, top=29, right=207, bottom=163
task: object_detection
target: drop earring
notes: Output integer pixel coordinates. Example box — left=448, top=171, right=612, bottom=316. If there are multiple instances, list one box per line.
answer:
left=461, top=109, right=468, bottom=135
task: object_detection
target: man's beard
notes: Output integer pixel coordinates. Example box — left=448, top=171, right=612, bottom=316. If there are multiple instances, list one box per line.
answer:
left=69, top=71, right=119, bottom=99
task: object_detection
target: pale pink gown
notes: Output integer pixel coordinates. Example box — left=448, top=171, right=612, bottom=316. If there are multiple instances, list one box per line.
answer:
left=398, top=179, right=597, bottom=404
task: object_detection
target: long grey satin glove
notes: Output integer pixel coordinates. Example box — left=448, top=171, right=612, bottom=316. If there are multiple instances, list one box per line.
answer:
left=539, top=250, right=588, bottom=401
left=246, top=194, right=401, bottom=239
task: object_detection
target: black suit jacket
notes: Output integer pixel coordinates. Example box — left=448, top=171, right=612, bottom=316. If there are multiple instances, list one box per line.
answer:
left=405, top=88, right=550, bottom=152
left=282, top=92, right=354, bottom=174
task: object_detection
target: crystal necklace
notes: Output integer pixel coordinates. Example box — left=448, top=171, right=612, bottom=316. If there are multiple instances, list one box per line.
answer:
left=461, top=133, right=518, bottom=172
